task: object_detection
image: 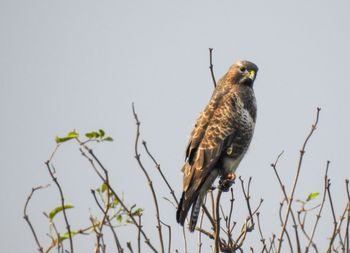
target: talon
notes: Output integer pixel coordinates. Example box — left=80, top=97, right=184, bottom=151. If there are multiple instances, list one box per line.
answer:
left=219, top=172, right=236, bottom=192
left=227, top=172, right=236, bottom=181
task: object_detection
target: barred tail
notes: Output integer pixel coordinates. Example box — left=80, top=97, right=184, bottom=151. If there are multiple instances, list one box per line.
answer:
left=176, top=190, right=204, bottom=232
left=189, top=194, right=203, bottom=231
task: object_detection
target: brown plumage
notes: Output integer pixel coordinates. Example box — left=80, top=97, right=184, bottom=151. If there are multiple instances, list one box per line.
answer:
left=176, top=60, right=259, bottom=231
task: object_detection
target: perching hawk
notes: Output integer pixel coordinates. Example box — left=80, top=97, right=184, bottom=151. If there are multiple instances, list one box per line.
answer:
left=176, top=60, right=258, bottom=231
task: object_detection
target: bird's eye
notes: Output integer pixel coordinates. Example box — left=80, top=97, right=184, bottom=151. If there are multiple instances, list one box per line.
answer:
left=239, top=66, right=246, bottom=72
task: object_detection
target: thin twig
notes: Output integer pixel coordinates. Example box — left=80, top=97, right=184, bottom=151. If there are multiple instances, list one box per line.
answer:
left=271, top=151, right=295, bottom=253
left=214, top=189, right=223, bottom=253
left=326, top=178, right=338, bottom=252
left=45, top=161, right=74, bottom=253
left=256, top=213, right=268, bottom=253
left=126, top=242, right=134, bottom=253
left=160, top=220, right=171, bottom=253
left=90, top=161, right=112, bottom=252
left=182, top=226, right=188, bottom=253
left=142, top=141, right=178, bottom=205
left=239, top=177, right=255, bottom=228
left=91, top=190, right=123, bottom=253
left=23, top=185, right=49, bottom=253
left=198, top=196, right=207, bottom=253
left=202, top=204, right=215, bottom=228
left=278, top=200, right=294, bottom=253
left=79, top=146, right=158, bottom=253
left=276, top=107, right=321, bottom=253
left=227, top=188, right=235, bottom=247
left=209, top=48, right=217, bottom=87
left=132, top=103, right=164, bottom=253
left=345, top=179, right=350, bottom=253
left=138, top=215, right=141, bottom=253
left=305, top=161, right=330, bottom=252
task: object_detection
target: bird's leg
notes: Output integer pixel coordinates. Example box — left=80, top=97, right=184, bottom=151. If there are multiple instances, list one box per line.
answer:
left=218, top=172, right=236, bottom=192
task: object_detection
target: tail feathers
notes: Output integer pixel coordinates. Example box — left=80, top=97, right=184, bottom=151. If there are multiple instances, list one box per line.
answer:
left=176, top=191, right=203, bottom=232
left=189, top=195, right=203, bottom=232
left=176, top=192, right=187, bottom=224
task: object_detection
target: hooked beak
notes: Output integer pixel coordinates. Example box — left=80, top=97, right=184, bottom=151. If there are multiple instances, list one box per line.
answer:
left=247, top=70, right=256, bottom=81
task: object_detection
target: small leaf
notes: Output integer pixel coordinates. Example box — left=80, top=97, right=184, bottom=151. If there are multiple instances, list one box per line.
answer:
left=96, top=183, right=107, bottom=193
left=117, top=214, right=122, bottom=223
left=126, top=219, right=134, bottom=224
left=58, top=231, right=78, bottom=242
left=55, top=136, right=73, bottom=143
left=103, top=136, right=114, bottom=142
left=49, top=204, right=74, bottom=220
left=307, top=192, right=320, bottom=201
left=67, top=131, right=79, bottom=138
left=99, top=129, right=105, bottom=138
left=85, top=132, right=94, bottom=139
left=55, top=131, right=79, bottom=143
left=131, top=208, right=143, bottom=217
left=111, top=197, right=119, bottom=207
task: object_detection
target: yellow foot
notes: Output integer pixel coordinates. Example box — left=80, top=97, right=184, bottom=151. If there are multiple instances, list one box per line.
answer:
left=219, top=172, right=236, bottom=192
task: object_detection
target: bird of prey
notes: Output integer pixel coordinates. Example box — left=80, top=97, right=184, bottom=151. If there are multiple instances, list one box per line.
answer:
left=176, top=60, right=258, bottom=232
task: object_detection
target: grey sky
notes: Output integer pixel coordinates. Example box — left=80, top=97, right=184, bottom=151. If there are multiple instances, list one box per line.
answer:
left=1, top=0, right=349, bottom=252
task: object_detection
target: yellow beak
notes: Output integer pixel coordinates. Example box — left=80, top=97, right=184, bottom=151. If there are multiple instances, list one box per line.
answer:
left=248, top=70, right=255, bottom=80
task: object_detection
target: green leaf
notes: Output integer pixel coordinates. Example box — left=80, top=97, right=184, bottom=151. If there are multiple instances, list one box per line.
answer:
left=67, top=131, right=79, bottom=138
left=96, top=183, right=108, bottom=193
left=126, top=219, right=134, bottom=224
left=58, top=231, right=78, bottom=242
left=85, top=132, right=94, bottom=139
left=111, top=197, right=119, bottom=207
left=131, top=208, right=143, bottom=217
left=55, top=130, right=79, bottom=143
left=55, top=136, right=73, bottom=143
left=306, top=192, right=320, bottom=201
left=117, top=214, right=122, bottom=223
left=49, top=204, right=74, bottom=220
left=99, top=129, right=105, bottom=138
left=102, top=136, right=114, bottom=142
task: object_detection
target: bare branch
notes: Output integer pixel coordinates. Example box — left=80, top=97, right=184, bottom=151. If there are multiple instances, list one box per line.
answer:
left=305, top=161, right=330, bottom=253
left=214, top=189, right=223, bottom=253
left=209, top=48, right=217, bottom=87
left=91, top=190, right=123, bottom=253
left=79, top=146, right=158, bottom=253
left=45, top=161, right=74, bottom=253
left=276, top=107, right=321, bottom=253
left=256, top=212, right=268, bottom=253
left=201, top=203, right=215, bottom=228
left=326, top=178, right=338, bottom=252
left=23, top=185, right=49, bottom=253
left=198, top=196, right=207, bottom=253
left=142, top=141, right=178, bottom=205
left=126, top=242, right=134, bottom=253
left=345, top=179, right=350, bottom=253
left=182, top=226, right=188, bottom=253
left=132, top=103, right=164, bottom=253
left=160, top=220, right=172, bottom=253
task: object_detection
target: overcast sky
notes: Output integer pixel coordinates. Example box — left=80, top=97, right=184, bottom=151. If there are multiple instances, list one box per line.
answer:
left=1, top=0, right=350, bottom=252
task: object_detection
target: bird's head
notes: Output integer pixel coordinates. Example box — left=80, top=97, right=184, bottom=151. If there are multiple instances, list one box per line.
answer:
left=227, top=60, right=258, bottom=87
